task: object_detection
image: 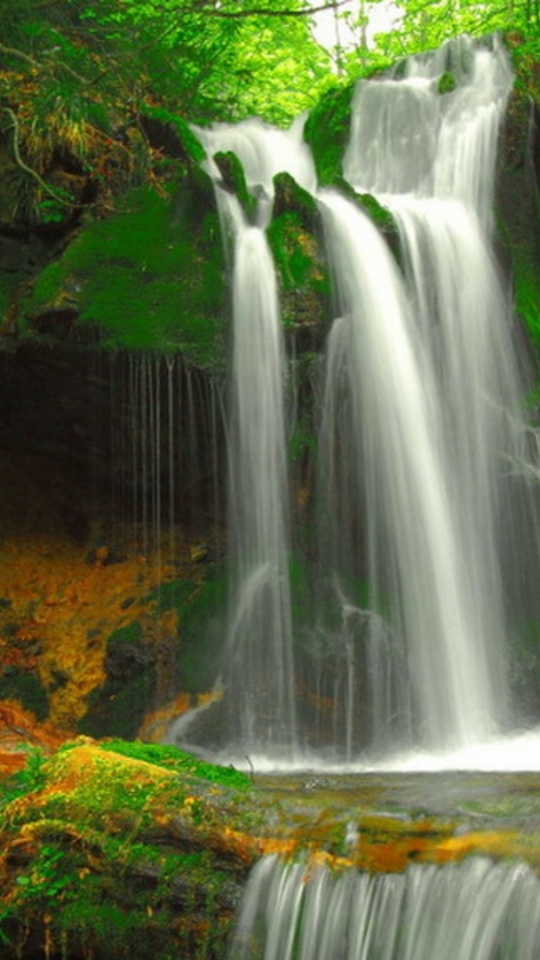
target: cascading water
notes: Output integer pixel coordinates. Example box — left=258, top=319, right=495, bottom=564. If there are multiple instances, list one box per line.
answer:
left=228, top=855, right=540, bottom=960
left=170, top=36, right=540, bottom=768
left=190, top=120, right=316, bottom=752
left=315, top=35, right=528, bottom=758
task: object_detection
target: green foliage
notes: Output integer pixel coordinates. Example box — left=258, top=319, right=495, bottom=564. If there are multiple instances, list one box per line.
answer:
left=37, top=187, right=76, bottom=225
left=0, top=746, right=47, bottom=810
left=14, top=842, right=73, bottom=903
left=0, top=0, right=333, bottom=133
left=336, top=1, right=540, bottom=89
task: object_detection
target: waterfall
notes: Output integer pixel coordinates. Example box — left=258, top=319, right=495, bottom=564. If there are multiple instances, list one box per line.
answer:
left=192, top=120, right=316, bottom=752
left=316, top=35, right=523, bottom=756
left=228, top=855, right=540, bottom=960
left=170, top=36, right=540, bottom=767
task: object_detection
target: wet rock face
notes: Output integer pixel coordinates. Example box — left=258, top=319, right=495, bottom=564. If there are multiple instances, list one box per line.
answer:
left=0, top=343, right=99, bottom=487
left=0, top=342, right=222, bottom=537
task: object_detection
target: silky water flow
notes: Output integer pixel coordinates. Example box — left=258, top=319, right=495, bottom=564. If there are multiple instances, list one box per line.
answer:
left=174, top=119, right=317, bottom=755
left=316, top=36, right=523, bottom=757
left=170, top=37, right=540, bottom=771
left=227, top=854, right=540, bottom=960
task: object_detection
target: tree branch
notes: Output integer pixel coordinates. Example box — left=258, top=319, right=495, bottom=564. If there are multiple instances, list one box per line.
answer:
left=0, top=40, right=88, bottom=85
left=0, top=42, right=41, bottom=69
left=178, top=0, right=351, bottom=18
left=2, top=108, right=79, bottom=209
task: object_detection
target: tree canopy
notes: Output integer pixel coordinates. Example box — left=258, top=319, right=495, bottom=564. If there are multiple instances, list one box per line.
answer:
left=333, top=0, right=540, bottom=82
left=0, top=0, right=538, bottom=228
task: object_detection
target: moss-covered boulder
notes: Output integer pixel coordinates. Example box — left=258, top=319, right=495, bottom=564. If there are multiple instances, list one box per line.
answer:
left=213, top=150, right=257, bottom=222
left=0, top=739, right=255, bottom=960
left=303, top=82, right=355, bottom=187
left=23, top=175, right=228, bottom=373
left=268, top=173, right=329, bottom=338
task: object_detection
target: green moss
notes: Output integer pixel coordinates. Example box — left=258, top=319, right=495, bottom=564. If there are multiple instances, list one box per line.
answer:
left=267, top=210, right=328, bottom=327
left=145, top=578, right=195, bottom=615
left=214, top=150, right=257, bottom=221
left=79, top=620, right=154, bottom=739
left=303, top=82, right=355, bottom=186
left=334, top=177, right=395, bottom=233
left=437, top=71, right=457, bottom=95
left=273, top=172, right=319, bottom=227
left=24, top=181, right=227, bottom=372
left=171, top=574, right=227, bottom=693
left=513, top=249, right=540, bottom=346
left=139, top=105, right=206, bottom=164
left=99, top=739, right=251, bottom=790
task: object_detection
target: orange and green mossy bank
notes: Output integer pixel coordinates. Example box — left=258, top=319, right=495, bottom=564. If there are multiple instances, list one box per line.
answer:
left=2, top=714, right=540, bottom=959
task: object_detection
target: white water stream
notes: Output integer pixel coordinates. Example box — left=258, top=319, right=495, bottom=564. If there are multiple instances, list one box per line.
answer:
left=228, top=855, right=540, bottom=960
left=190, top=120, right=316, bottom=752
left=170, top=37, right=540, bottom=771
left=316, top=36, right=521, bottom=756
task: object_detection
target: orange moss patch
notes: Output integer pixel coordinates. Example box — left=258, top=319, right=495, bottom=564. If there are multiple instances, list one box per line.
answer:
left=41, top=741, right=177, bottom=796
left=0, top=534, right=193, bottom=730
left=0, top=700, right=67, bottom=778
left=353, top=819, right=525, bottom=873
left=435, top=829, right=521, bottom=863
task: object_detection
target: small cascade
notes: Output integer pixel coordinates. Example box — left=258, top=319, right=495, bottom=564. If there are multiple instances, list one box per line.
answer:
left=229, top=855, right=540, bottom=960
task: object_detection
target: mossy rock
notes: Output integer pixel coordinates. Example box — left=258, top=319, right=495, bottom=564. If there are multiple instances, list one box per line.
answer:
left=273, top=172, right=319, bottom=229
left=0, top=667, right=49, bottom=721
left=23, top=177, right=228, bottom=373
left=0, top=740, right=253, bottom=959
left=213, top=150, right=257, bottom=222
left=303, top=82, right=355, bottom=186
left=267, top=206, right=328, bottom=333
left=138, top=105, right=206, bottom=164
left=79, top=621, right=157, bottom=739
left=496, top=88, right=540, bottom=350
left=334, top=176, right=396, bottom=234
left=145, top=573, right=227, bottom=695
left=437, top=71, right=457, bottom=95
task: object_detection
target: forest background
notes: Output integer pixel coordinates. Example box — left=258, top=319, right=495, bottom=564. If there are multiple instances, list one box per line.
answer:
left=1, top=0, right=539, bottom=231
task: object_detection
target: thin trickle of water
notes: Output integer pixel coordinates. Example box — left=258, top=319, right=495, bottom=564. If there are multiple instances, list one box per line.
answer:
left=229, top=855, right=540, bottom=960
